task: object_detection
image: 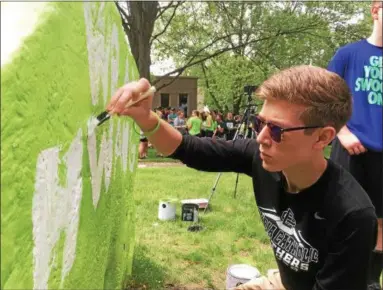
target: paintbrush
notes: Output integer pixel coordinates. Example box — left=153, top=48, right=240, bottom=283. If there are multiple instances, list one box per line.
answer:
left=95, top=86, right=156, bottom=127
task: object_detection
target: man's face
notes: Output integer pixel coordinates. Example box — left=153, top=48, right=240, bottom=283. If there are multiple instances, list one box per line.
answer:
left=256, top=99, right=322, bottom=172
left=372, top=3, right=382, bottom=28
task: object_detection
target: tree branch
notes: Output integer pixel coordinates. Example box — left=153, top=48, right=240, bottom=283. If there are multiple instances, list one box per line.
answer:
left=200, top=63, right=222, bottom=110
left=115, top=2, right=131, bottom=32
left=156, top=28, right=305, bottom=80
left=150, top=2, right=183, bottom=46
left=155, top=1, right=177, bottom=20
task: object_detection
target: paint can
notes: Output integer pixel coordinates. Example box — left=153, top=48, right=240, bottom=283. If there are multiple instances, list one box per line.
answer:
left=181, top=203, right=199, bottom=222
left=158, top=199, right=177, bottom=221
left=226, top=264, right=261, bottom=289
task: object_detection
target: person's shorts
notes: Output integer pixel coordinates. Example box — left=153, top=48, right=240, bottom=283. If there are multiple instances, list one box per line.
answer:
left=331, top=138, right=383, bottom=218
left=140, top=137, right=148, bottom=142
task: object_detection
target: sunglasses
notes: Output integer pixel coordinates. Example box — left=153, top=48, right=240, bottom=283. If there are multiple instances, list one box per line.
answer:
left=253, top=116, right=323, bottom=143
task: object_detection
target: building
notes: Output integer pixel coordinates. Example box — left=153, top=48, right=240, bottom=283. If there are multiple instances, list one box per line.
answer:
left=152, top=76, right=198, bottom=117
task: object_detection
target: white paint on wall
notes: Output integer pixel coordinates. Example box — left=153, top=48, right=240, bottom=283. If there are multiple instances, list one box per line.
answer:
left=84, top=2, right=136, bottom=206
left=32, top=129, right=83, bottom=290
left=28, top=3, right=138, bottom=290
left=124, top=58, right=131, bottom=84
left=87, top=119, right=114, bottom=208
left=1, top=2, right=51, bottom=68
left=115, top=120, right=132, bottom=174
left=110, top=23, right=120, bottom=98
left=114, top=119, right=123, bottom=175
left=84, top=2, right=110, bottom=106
left=129, top=127, right=137, bottom=173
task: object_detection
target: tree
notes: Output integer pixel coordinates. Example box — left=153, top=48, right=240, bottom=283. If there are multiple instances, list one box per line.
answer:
left=116, top=1, right=371, bottom=106
left=155, top=2, right=371, bottom=113
left=115, top=1, right=183, bottom=82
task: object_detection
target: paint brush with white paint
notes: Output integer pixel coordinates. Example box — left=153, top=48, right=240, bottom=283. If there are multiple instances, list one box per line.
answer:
left=95, top=86, right=156, bottom=127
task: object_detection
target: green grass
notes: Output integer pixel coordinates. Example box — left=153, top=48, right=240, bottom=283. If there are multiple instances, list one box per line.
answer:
left=129, top=146, right=333, bottom=289
left=127, top=167, right=276, bottom=289
left=324, top=146, right=331, bottom=159
left=139, top=148, right=179, bottom=163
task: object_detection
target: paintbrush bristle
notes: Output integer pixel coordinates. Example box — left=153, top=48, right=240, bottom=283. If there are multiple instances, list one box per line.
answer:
left=96, top=111, right=111, bottom=127
left=96, top=111, right=109, bottom=121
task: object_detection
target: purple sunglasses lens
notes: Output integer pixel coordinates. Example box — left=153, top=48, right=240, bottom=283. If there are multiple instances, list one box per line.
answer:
left=254, top=117, right=282, bottom=142
left=270, top=126, right=282, bottom=142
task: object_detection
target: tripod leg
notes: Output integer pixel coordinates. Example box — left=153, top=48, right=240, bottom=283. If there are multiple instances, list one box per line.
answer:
left=204, top=172, right=223, bottom=214
left=234, top=173, right=240, bottom=198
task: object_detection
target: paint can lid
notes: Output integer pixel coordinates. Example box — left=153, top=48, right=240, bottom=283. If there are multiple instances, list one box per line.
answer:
left=228, top=264, right=260, bottom=279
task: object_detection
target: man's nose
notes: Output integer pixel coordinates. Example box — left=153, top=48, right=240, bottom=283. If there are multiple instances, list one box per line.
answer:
left=256, top=125, right=272, bottom=146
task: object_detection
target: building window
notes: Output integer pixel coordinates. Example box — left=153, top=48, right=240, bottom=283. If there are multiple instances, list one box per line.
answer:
left=160, top=93, right=169, bottom=108
left=179, top=93, right=188, bottom=117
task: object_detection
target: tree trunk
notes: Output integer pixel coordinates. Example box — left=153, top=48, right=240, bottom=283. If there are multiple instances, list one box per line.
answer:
left=119, top=1, right=158, bottom=81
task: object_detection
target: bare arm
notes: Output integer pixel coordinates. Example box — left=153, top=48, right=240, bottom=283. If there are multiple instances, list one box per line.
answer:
left=337, top=126, right=367, bottom=155
left=106, top=78, right=257, bottom=167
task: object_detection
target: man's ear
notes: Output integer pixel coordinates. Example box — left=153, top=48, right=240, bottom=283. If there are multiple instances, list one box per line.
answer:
left=371, top=5, right=380, bottom=20
left=313, top=126, right=336, bottom=150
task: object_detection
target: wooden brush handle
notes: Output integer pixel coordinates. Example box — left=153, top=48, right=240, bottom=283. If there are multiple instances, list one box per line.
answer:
left=124, top=86, right=156, bottom=109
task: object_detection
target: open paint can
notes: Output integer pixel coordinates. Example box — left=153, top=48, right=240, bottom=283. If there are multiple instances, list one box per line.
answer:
left=158, top=199, right=177, bottom=221
left=226, top=264, right=261, bottom=289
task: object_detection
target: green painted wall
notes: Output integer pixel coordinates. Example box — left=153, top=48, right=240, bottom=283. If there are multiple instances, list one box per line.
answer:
left=1, top=2, right=139, bottom=289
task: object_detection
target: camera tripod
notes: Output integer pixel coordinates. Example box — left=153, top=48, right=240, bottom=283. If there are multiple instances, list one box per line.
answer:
left=203, top=86, right=258, bottom=214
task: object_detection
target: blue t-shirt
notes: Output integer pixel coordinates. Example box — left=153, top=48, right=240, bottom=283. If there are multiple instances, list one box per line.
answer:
left=328, top=39, right=382, bottom=151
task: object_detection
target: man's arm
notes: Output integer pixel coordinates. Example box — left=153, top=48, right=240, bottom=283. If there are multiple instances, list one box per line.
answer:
left=327, top=47, right=367, bottom=155
left=313, top=208, right=377, bottom=290
left=105, top=78, right=255, bottom=174
left=169, top=135, right=257, bottom=176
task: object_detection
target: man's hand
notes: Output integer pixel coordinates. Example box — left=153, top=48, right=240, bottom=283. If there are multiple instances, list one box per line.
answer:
left=337, top=126, right=367, bottom=155
left=106, top=78, right=153, bottom=125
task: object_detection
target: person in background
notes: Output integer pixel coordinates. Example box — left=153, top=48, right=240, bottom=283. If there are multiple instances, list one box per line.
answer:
left=155, top=108, right=163, bottom=119
left=200, top=111, right=207, bottom=137
left=327, top=2, right=382, bottom=288
left=174, top=111, right=187, bottom=135
left=224, top=112, right=237, bottom=140
left=167, top=108, right=178, bottom=126
left=138, top=130, right=148, bottom=159
left=187, top=110, right=202, bottom=137
left=203, top=108, right=215, bottom=137
left=213, top=113, right=226, bottom=140
left=106, top=66, right=377, bottom=290
left=162, top=107, right=170, bottom=121
left=180, top=102, right=188, bottom=118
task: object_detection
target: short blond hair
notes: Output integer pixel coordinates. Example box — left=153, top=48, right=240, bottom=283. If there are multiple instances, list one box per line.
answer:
left=256, top=65, right=352, bottom=132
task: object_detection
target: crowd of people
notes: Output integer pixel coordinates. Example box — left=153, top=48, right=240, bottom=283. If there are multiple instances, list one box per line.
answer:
left=156, top=107, right=241, bottom=138
left=139, top=106, right=254, bottom=158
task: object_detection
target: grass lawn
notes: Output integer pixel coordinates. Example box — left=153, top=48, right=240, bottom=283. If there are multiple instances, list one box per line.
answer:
left=126, top=167, right=276, bottom=289
left=127, top=146, right=333, bottom=289
left=139, top=148, right=179, bottom=163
